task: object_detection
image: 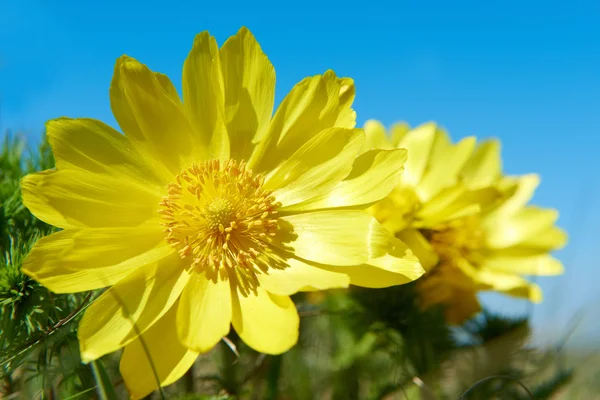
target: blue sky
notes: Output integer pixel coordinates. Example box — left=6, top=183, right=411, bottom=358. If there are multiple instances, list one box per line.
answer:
left=1, top=0, right=599, bottom=345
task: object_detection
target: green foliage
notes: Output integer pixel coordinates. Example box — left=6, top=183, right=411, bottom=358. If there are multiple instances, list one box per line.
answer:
left=351, top=283, right=456, bottom=377
left=174, top=395, right=233, bottom=400
left=528, top=369, right=574, bottom=400
left=0, top=135, right=54, bottom=250
left=0, top=132, right=96, bottom=399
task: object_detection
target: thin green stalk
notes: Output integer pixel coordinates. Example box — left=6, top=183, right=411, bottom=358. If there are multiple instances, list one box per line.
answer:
left=90, top=359, right=118, bottom=400
left=221, top=337, right=240, bottom=395
left=265, top=355, right=282, bottom=400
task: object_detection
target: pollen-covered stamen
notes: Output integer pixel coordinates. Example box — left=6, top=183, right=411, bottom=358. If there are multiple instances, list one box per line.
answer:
left=158, top=159, right=282, bottom=293
left=421, top=215, right=485, bottom=266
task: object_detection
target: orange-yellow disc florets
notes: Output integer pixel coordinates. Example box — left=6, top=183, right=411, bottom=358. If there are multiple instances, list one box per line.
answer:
left=421, top=215, right=485, bottom=266
left=158, top=159, right=282, bottom=290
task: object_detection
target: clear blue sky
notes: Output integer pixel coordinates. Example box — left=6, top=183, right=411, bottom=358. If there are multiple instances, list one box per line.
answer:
left=1, top=0, right=599, bottom=346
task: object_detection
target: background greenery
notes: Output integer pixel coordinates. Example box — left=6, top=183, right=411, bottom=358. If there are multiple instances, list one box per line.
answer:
left=0, top=133, right=596, bottom=399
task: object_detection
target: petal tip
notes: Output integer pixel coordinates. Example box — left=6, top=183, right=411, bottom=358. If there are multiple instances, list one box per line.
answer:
left=114, top=54, right=135, bottom=69
left=238, top=25, right=252, bottom=36
left=79, top=348, right=95, bottom=364
left=530, top=284, right=543, bottom=303
left=191, top=30, right=212, bottom=47
left=364, top=119, right=384, bottom=130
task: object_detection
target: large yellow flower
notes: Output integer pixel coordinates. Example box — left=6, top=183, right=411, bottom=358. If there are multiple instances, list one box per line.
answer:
left=20, top=28, right=423, bottom=398
left=365, top=120, right=566, bottom=324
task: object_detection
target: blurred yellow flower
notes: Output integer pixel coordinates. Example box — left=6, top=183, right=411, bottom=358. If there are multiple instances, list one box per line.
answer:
left=365, top=120, right=566, bottom=324
left=20, top=28, right=423, bottom=398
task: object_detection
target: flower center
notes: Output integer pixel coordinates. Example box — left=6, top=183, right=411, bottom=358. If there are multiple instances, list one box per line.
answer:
left=204, top=198, right=236, bottom=229
left=158, top=159, right=282, bottom=292
left=421, top=215, right=485, bottom=266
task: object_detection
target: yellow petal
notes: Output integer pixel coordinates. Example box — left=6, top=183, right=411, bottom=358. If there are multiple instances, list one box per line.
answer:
left=416, top=186, right=499, bottom=227
left=334, top=263, right=416, bottom=288
left=266, top=127, right=363, bottom=208
left=420, top=262, right=476, bottom=294
left=416, top=136, right=476, bottom=201
left=485, top=206, right=560, bottom=249
left=321, top=70, right=356, bottom=130
left=258, top=257, right=350, bottom=295
left=363, top=120, right=393, bottom=151
left=120, top=303, right=199, bottom=400
left=397, top=122, right=436, bottom=187
left=232, top=286, right=298, bottom=354
left=476, top=270, right=543, bottom=303
left=482, top=253, right=564, bottom=276
left=220, top=27, right=275, bottom=160
left=22, top=228, right=170, bottom=293
left=182, top=31, right=229, bottom=160
left=111, top=56, right=199, bottom=173
left=250, top=74, right=321, bottom=163
left=176, top=275, right=231, bottom=352
left=516, top=226, right=568, bottom=251
left=334, top=76, right=356, bottom=127
left=396, top=229, right=439, bottom=271
left=460, top=139, right=501, bottom=189
left=418, top=268, right=482, bottom=325
left=249, top=71, right=355, bottom=173
left=485, top=174, right=540, bottom=223
left=46, top=118, right=169, bottom=187
left=368, top=187, right=421, bottom=233
left=21, top=169, right=159, bottom=229
left=78, top=253, right=189, bottom=362
left=418, top=274, right=454, bottom=308
left=248, top=75, right=322, bottom=172
left=286, top=148, right=407, bottom=211
left=428, top=125, right=452, bottom=162
left=280, top=210, right=391, bottom=266
left=389, top=122, right=410, bottom=147
left=324, top=238, right=424, bottom=288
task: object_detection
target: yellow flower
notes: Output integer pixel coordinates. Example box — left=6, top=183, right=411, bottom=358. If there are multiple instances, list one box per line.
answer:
left=21, top=28, right=423, bottom=398
left=365, top=120, right=566, bottom=324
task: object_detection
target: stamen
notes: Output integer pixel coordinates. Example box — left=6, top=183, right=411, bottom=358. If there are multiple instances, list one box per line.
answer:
left=421, top=216, right=485, bottom=266
left=158, top=160, right=283, bottom=290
